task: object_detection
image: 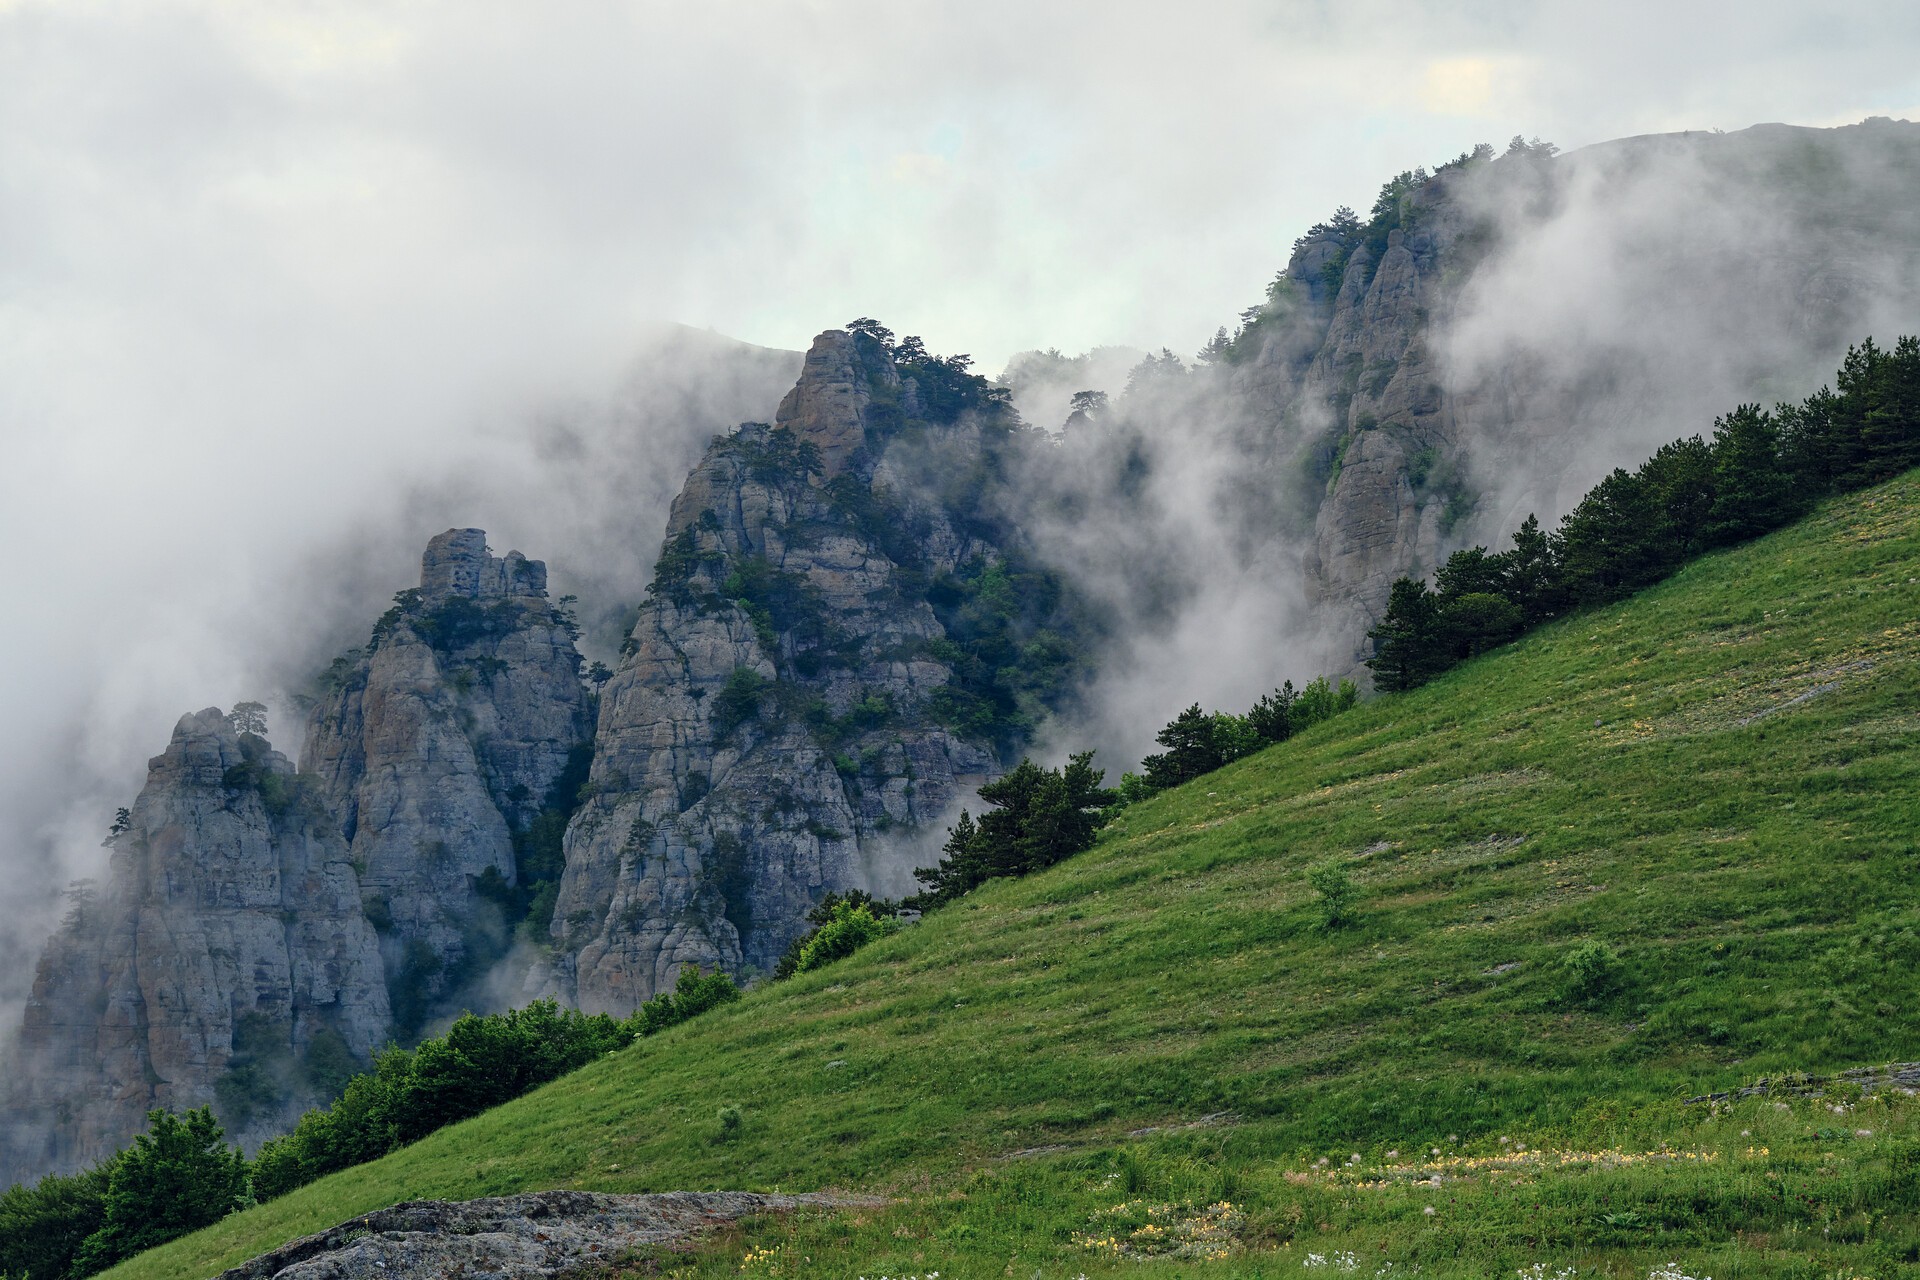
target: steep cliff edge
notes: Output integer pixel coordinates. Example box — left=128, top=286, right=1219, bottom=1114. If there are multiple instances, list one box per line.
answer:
left=547, top=329, right=1092, bottom=1010
left=0, top=712, right=390, bottom=1181
left=301, top=530, right=594, bottom=1030
left=1218, top=120, right=1920, bottom=656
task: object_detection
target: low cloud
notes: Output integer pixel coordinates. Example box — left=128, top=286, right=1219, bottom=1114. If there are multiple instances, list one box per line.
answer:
left=4, top=2, right=1920, bottom=1020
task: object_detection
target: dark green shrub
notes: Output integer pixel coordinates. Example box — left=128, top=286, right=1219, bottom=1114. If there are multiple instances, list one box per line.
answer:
left=628, top=965, right=742, bottom=1036
left=69, top=1109, right=246, bottom=1277
left=774, top=891, right=899, bottom=978
left=211, top=1011, right=291, bottom=1130
left=793, top=902, right=900, bottom=975
left=0, top=1160, right=116, bottom=1280
left=711, top=666, right=771, bottom=738
left=1561, top=940, right=1624, bottom=1006
left=1307, top=860, right=1358, bottom=929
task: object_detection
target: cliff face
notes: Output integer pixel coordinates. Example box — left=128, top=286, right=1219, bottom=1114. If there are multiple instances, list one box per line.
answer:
left=0, top=712, right=390, bottom=1178
left=546, top=330, right=1082, bottom=1010
left=301, top=529, right=595, bottom=1029
left=0, top=531, right=595, bottom=1186
left=1223, top=120, right=1920, bottom=656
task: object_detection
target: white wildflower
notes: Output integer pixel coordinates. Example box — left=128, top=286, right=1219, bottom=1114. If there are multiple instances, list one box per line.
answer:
left=1646, top=1265, right=1711, bottom=1280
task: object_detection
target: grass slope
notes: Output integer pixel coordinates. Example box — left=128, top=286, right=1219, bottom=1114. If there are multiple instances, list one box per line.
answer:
left=119, top=475, right=1920, bottom=1279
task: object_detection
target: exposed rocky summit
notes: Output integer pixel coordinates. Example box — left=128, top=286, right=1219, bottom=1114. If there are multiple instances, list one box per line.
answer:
left=546, top=328, right=1089, bottom=1010
left=773, top=330, right=894, bottom=475
left=214, top=1190, right=881, bottom=1280
left=0, top=711, right=390, bottom=1180
left=301, top=529, right=596, bottom=1029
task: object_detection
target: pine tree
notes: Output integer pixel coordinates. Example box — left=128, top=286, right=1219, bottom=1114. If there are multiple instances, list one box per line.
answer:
left=1366, top=578, right=1443, bottom=691
left=1499, top=514, right=1565, bottom=626
left=909, top=755, right=1113, bottom=909
left=1708, top=404, right=1791, bottom=545
left=1638, top=434, right=1718, bottom=560
left=1436, top=592, right=1523, bottom=660
left=1246, top=682, right=1297, bottom=743
left=1434, top=546, right=1506, bottom=599
left=1778, top=386, right=1842, bottom=503
left=1556, top=468, right=1663, bottom=604
left=910, top=811, right=988, bottom=907
left=1861, top=334, right=1920, bottom=479
left=1140, top=705, right=1224, bottom=790
left=974, top=760, right=1048, bottom=880
left=1831, top=337, right=1883, bottom=484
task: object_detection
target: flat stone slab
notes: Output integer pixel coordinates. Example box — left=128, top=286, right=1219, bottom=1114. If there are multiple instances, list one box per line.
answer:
left=215, top=1190, right=883, bottom=1280
left=1686, top=1061, right=1920, bottom=1105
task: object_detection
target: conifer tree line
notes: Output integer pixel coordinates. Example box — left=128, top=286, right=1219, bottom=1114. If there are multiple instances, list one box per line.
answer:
left=1368, top=336, right=1920, bottom=690
left=902, top=675, right=1362, bottom=912
left=0, top=973, right=739, bottom=1280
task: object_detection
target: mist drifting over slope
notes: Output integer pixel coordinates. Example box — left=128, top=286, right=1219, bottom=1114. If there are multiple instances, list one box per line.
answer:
left=0, top=327, right=799, bottom=1049
left=1006, top=122, right=1920, bottom=771
left=1446, top=122, right=1920, bottom=535
left=4, top=0, right=1920, bottom=1050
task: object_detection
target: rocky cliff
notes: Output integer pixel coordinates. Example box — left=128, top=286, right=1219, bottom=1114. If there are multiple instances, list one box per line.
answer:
left=545, top=329, right=1091, bottom=1010
left=1218, top=120, right=1920, bottom=655
left=301, top=529, right=595, bottom=1030
left=0, top=532, right=595, bottom=1185
left=0, top=711, right=390, bottom=1179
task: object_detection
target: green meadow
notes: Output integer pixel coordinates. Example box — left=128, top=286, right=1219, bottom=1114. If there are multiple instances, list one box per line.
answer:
left=113, top=472, right=1920, bottom=1279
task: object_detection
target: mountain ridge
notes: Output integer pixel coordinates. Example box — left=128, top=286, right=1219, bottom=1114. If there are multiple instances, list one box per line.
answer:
left=97, top=463, right=1920, bottom=1280
left=9, top=118, right=1920, bottom=1194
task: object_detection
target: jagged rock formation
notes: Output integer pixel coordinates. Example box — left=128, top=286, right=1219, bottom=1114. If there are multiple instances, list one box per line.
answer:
left=546, top=330, right=1088, bottom=1010
left=0, top=711, right=390, bottom=1180
left=1221, top=120, right=1920, bottom=654
left=0, top=532, right=594, bottom=1187
left=301, top=529, right=595, bottom=1029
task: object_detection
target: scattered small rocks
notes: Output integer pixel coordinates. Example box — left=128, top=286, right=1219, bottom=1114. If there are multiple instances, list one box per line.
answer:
left=1735, top=660, right=1875, bottom=726
left=1685, top=1061, right=1920, bottom=1105
left=1127, top=1111, right=1240, bottom=1138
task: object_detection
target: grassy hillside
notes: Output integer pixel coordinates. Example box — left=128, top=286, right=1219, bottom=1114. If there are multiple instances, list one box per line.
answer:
left=118, top=474, right=1920, bottom=1279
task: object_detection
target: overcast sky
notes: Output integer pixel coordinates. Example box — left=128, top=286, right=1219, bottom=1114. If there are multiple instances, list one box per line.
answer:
left=2, top=0, right=1919, bottom=980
